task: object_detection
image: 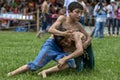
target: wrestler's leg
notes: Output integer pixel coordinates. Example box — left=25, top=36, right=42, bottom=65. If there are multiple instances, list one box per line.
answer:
left=7, top=64, right=29, bottom=77
left=85, top=44, right=95, bottom=69
left=38, top=53, right=76, bottom=78
left=38, top=63, right=69, bottom=78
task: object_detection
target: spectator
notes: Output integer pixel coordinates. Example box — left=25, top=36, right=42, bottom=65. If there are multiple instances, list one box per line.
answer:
left=78, top=0, right=89, bottom=28
left=115, top=3, right=120, bottom=35
left=36, top=0, right=51, bottom=38
left=0, top=3, right=7, bottom=14
left=86, top=2, right=94, bottom=26
left=93, top=0, right=107, bottom=38
left=106, top=0, right=116, bottom=36
left=1, top=9, right=9, bottom=29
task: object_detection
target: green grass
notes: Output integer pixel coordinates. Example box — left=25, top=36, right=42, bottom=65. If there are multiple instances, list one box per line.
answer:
left=0, top=31, right=120, bottom=80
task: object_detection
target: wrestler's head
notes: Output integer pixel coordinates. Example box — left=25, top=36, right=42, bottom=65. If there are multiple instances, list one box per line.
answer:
left=68, top=2, right=83, bottom=21
left=54, top=27, right=71, bottom=47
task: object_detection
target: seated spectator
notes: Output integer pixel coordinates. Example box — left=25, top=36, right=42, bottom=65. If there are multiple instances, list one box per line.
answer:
left=1, top=9, right=9, bottom=29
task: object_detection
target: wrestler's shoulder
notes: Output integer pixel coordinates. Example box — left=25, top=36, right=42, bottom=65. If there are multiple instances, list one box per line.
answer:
left=57, top=15, right=66, bottom=21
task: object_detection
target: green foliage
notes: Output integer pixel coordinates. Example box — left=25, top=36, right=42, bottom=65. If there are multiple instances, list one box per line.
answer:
left=0, top=31, right=120, bottom=80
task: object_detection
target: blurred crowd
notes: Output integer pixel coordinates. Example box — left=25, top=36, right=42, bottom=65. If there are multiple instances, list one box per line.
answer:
left=0, top=0, right=120, bottom=36
left=0, top=0, right=63, bottom=31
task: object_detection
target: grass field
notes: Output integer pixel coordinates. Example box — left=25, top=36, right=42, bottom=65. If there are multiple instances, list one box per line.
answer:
left=0, top=31, right=120, bottom=80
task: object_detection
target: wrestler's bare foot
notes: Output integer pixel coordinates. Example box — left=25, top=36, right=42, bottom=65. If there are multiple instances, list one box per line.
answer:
left=36, top=32, right=41, bottom=38
left=38, top=70, right=47, bottom=78
left=7, top=72, right=13, bottom=77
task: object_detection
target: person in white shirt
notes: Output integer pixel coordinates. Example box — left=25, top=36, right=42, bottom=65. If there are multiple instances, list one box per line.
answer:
left=106, top=0, right=116, bottom=36
left=93, top=0, right=107, bottom=38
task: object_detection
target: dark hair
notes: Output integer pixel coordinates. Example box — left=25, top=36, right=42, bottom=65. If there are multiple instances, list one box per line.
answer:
left=99, top=0, right=106, bottom=2
left=68, top=2, right=83, bottom=12
left=54, top=27, right=66, bottom=46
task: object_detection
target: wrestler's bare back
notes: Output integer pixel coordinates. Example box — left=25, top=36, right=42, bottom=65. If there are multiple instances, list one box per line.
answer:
left=60, top=31, right=86, bottom=54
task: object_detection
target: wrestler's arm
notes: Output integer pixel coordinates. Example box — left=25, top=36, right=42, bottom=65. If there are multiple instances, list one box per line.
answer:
left=66, top=32, right=84, bottom=58
left=48, top=15, right=72, bottom=36
left=78, top=23, right=91, bottom=49
left=58, top=32, right=84, bottom=67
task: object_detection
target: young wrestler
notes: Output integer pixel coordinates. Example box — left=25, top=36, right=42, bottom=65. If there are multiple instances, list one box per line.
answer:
left=7, top=38, right=76, bottom=77
left=7, top=27, right=84, bottom=77
left=38, top=28, right=86, bottom=78
left=48, top=2, right=94, bottom=69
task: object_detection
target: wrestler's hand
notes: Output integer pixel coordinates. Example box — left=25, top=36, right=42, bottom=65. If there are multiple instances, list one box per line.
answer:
left=83, top=42, right=90, bottom=49
left=63, top=30, right=73, bottom=37
left=83, top=42, right=88, bottom=49
left=57, top=58, right=66, bottom=68
left=83, top=37, right=91, bottom=49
